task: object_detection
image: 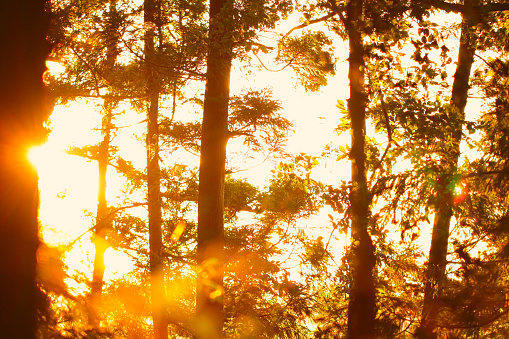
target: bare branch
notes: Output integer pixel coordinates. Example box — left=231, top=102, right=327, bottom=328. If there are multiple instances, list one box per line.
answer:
left=281, top=12, right=336, bottom=40
left=68, top=202, right=148, bottom=247
left=252, top=50, right=295, bottom=72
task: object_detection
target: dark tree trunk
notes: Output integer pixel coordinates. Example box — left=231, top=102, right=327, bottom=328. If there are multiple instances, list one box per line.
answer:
left=416, top=7, right=477, bottom=339
left=144, top=0, right=167, bottom=337
left=195, top=0, right=233, bottom=338
left=345, top=0, right=377, bottom=338
left=0, top=0, right=50, bottom=338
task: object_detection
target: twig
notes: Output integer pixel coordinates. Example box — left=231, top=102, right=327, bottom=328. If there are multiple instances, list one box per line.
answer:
left=282, top=12, right=336, bottom=41
left=67, top=202, right=148, bottom=247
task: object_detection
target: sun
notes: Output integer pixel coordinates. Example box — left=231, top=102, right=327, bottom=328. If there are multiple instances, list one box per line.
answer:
left=27, top=144, right=48, bottom=170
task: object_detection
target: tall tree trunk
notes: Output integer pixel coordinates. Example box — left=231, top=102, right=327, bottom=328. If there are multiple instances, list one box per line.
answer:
left=416, top=7, right=477, bottom=339
left=345, top=0, right=377, bottom=338
left=144, top=0, right=167, bottom=337
left=0, top=0, right=50, bottom=338
left=88, top=2, right=119, bottom=327
left=195, top=0, right=233, bottom=338
left=88, top=102, right=114, bottom=328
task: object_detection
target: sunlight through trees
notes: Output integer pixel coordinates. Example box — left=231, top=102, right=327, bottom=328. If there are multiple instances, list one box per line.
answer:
left=10, top=0, right=509, bottom=338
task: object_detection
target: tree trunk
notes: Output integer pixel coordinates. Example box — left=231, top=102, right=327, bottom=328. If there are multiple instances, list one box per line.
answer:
left=345, top=0, right=377, bottom=338
left=144, top=0, right=167, bottom=337
left=0, top=0, right=50, bottom=338
left=195, top=0, right=233, bottom=338
left=416, top=7, right=477, bottom=339
left=88, top=2, right=119, bottom=327
left=88, top=102, right=114, bottom=328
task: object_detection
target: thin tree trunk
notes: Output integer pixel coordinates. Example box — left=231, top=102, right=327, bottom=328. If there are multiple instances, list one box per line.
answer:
left=345, top=0, right=377, bottom=338
left=416, top=7, right=477, bottom=339
left=195, top=0, right=233, bottom=338
left=88, top=102, right=114, bottom=327
left=88, top=2, right=119, bottom=327
left=0, top=0, right=50, bottom=338
left=144, top=0, right=167, bottom=337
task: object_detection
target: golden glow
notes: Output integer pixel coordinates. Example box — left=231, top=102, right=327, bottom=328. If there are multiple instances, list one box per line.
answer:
left=104, top=247, right=134, bottom=280
left=27, top=145, right=45, bottom=169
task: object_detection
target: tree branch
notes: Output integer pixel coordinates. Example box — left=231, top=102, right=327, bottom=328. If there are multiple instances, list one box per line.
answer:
left=379, top=90, right=401, bottom=161
left=413, top=0, right=509, bottom=15
left=252, top=50, right=295, bottom=72
left=68, top=202, right=148, bottom=247
left=281, top=12, right=336, bottom=40
left=462, top=169, right=509, bottom=178
left=327, top=0, right=347, bottom=27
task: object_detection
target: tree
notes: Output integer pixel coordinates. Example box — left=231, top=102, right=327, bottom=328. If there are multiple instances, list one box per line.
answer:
left=87, top=0, right=121, bottom=329
left=195, top=0, right=234, bottom=336
left=321, top=0, right=410, bottom=336
left=341, top=1, right=378, bottom=336
left=416, top=3, right=478, bottom=337
left=143, top=0, right=167, bottom=337
left=48, top=0, right=208, bottom=335
left=196, top=0, right=292, bottom=337
left=402, top=1, right=509, bottom=336
left=351, top=1, right=509, bottom=335
left=0, top=0, right=51, bottom=338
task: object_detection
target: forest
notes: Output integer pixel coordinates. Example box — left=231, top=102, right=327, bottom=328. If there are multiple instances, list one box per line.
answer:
left=2, top=0, right=509, bottom=338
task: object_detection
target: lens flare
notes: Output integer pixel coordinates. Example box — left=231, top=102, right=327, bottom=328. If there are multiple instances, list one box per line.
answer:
left=452, top=179, right=468, bottom=204
left=209, top=288, right=223, bottom=300
left=170, top=222, right=186, bottom=242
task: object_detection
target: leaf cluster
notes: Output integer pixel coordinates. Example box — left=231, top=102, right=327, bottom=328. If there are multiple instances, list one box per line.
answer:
left=277, top=31, right=336, bottom=91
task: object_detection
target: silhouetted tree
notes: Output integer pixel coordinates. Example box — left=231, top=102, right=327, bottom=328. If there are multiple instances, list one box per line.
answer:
left=0, top=0, right=51, bottom=338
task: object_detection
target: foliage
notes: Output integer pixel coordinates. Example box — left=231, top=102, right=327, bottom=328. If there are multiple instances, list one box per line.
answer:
left=278, top=31, right=335, bottom=91
left=259, top=153, right=324, bottom=224
left=159, top=88, right=292, bottom=159
left=224, top=222, right=313, bottom=338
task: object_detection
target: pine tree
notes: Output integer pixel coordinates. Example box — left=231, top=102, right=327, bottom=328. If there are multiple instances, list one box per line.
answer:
left=87, top=0, right=122, bottom=329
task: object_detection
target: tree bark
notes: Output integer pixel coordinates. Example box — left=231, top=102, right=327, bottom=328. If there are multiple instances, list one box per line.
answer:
left=144, top=0, right=167, bottom=337
left=416, top=5, right=477, bottom=339
left=345, top=0, right=377, bottom=338
left=0, top=0, right=50, bottom=338
left=195, top=0, right=233, bottom=338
